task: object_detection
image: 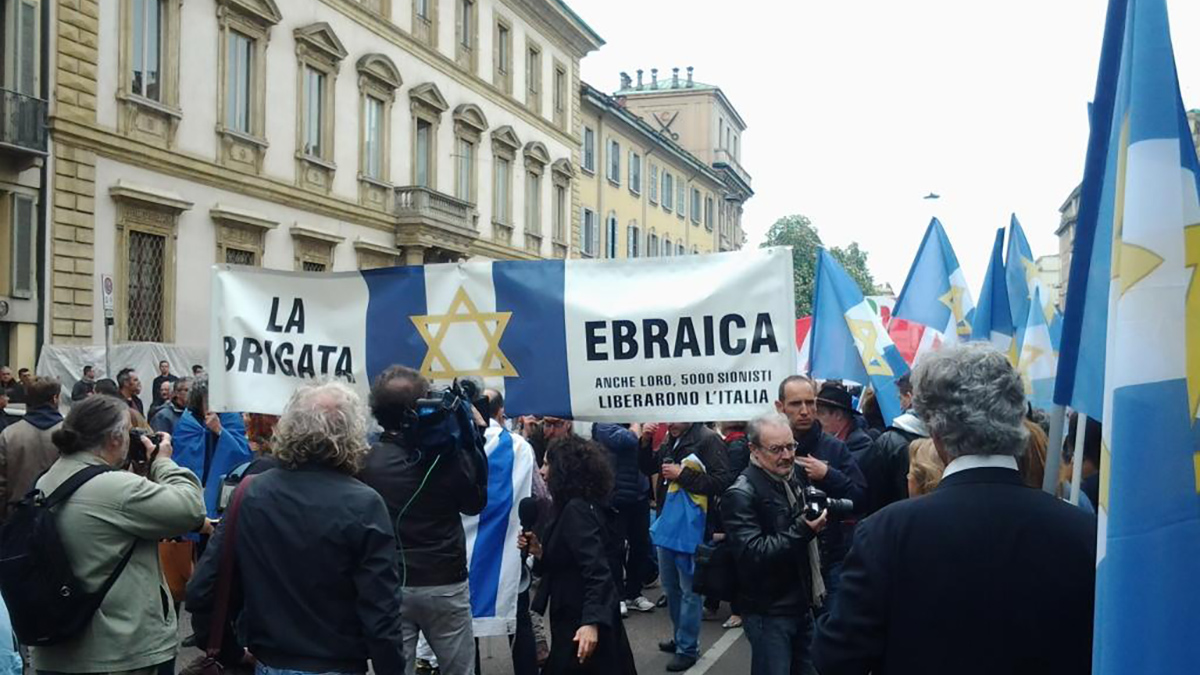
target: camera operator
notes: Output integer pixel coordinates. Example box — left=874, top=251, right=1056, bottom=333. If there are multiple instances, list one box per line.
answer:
left=359, top=365, right=489, bottom=675
left=30, top=394, right=206, bottom=673
left=775, top=376, right=865, bottom=606
left=721, top=411, right=827, bottom=675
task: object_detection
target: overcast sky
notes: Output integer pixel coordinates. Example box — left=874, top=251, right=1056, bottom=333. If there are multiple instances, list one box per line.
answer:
left=574, top=0, right=1200, bottom=293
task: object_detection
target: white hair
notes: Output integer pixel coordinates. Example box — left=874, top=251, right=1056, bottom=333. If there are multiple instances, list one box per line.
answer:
left=911, top=343, right=1029, bottom=459
left=747, top=410, right=792, bottom=447
left=274, top=381, right=370, bottom=474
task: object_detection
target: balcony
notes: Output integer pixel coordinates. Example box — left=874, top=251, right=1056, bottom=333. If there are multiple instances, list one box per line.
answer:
left=394, top=185, right=479, bottom=257
left=713, top=148, right=752, bottom=192
left=0, top=89, right=47, bottom=158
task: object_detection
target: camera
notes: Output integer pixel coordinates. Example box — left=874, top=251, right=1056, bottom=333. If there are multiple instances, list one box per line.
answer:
left=410, top=379, right=486, bottom=455
left=128, top=428, right=163, bottom=466
left=803, top=486, right=854, bottom=520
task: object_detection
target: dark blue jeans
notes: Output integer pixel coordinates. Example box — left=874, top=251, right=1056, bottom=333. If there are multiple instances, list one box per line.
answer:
left=742, top=612, right=816, bottom=675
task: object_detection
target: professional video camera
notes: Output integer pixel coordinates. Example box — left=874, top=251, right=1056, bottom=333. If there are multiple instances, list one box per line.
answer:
left=408, top=378, right=487, bottom=455
left=803, top=486, right=854, bottom=521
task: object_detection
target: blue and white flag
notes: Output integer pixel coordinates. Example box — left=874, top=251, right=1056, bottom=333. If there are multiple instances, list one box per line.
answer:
left=893, top=218, right=976, bottom=344
left=1016, top=288, right=1057, bottom=411
left=1005, top=215, right=1060, bottom=352
left=971, top=228, right=1016, bottom=360
left=1077, top=1, right=1200, bottom=673
left=209, top=249, right=796, bottom=421
left=462, top=421, right=535, bottom=637
left=811, top=249, right=910, bottom=426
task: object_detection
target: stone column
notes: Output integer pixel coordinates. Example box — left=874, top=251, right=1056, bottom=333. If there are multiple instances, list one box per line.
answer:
left=403, top=245, right=427, bottom=266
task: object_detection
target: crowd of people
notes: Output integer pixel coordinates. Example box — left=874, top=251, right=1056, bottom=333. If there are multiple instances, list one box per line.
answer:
left=0, top=344, right=1102, bottom=675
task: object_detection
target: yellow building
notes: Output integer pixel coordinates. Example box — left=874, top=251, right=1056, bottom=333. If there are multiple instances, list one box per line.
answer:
left=577, top=70, right=750, bottom=259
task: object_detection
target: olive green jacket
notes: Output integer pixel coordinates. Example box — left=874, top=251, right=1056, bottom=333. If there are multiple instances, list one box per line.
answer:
left=30, top=452, right=205, bottom=673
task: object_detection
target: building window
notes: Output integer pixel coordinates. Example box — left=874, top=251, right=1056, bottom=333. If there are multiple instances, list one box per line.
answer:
left=363, top=96, right=384, bottom=179
left=4, top=0, right=38, bottom=96
left=225, top=31, right=253, bottom=133
left=119, top=0, right=181, bottom=145
left=663, top=172, right=674, bottom=211
left=494, top=17, right=512, bottom=94
left=416, top=119, right=432, bottom=187
left=356, top=53, right=402, bottom=200
left=553, top=184, right=567, bottom=244
left=663, top=236, right=672, bottom=256
left=691, top=188, right=701, bottom=224
left=647, top=231, right=659, bottom=258
left=127, top=230, right=166, bottom=341
left=526, top=41, right=541, bottom=112
left=648, top=163, right=658, bottom=204
left=291, top=226, right=344, bottom=272
left=705, top=196, right=714, bottom=230
left=526, top=171, right=541, bottom=235
left=553, top=61, right=567, bottom=129
left=491, top=125, right=521, bottom=237
left=456, top=0, right=477, bottom=72
left=582, top=208, right=597, bottom=257
left=494, top=157, right=510, bottom=224
left=456, top=138, right=475, bottom=202
left=605, top=213, right=618, bottom=259
left=582, top=127, right=595, bottom=173
left=294, top=23, right=347, bottom=193
left=413, top=0, right=437, bottom=47
left=678, top=243, right=685, bottom=256
left=9, top=194, right=35, bottom=299
left=629, top=152, right=641, bottom=195
left=627, top=223, right=640, bottom=258
left=677, top=181, right=686, bottom=219
left=213, top=205, right=277, bottom=268
left=112, top=184, right=190, bottom=344
left=607, top=139, right=620, bottom=185
left=719, top=118, right=724, bottom=148
left=131, top=0, right=164, bottom=101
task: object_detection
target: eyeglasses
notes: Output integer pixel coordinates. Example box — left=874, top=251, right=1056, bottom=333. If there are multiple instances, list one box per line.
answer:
left=756, top=442, right=797, bottom=457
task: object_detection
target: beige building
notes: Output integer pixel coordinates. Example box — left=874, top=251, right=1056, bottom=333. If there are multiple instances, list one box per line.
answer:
left=575, top=66, right=750, bottom=260
left=0, top=0, right=47, bottom=370
left=43, top=0, right=601, bottom=352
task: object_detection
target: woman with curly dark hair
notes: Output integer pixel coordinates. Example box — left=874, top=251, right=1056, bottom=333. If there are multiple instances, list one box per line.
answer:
left=519, top=434, right=637, bottom=674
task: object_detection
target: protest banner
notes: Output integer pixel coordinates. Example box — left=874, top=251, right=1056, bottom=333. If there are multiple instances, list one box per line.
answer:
left=209, top=247, right=796, bottom=422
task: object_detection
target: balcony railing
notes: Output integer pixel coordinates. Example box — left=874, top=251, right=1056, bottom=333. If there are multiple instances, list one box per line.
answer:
left=0, top=88, right=47, bottom=156
left=394, top=185, right=477, bottom=234
left=713, top=148, right=751, bottom=188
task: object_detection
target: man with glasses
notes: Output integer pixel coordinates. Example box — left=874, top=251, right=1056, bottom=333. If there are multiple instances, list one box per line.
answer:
left=722, top=411, right=826, bottom=675
left=775, top=376, right=865, bottom=607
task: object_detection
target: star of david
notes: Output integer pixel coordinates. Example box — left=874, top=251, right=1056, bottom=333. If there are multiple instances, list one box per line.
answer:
left=846, top=317, right=894, bottom=377
left=411, top=287, right=518, bottom=380
left=938, top=285, right=972, bottom=336
left=1017, top=343, right=1044, bottom=396
left=1021, top=255, right=1040, bottom=287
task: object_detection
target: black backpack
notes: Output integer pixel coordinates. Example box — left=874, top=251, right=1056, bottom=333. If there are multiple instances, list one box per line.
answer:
left=0, top=464, right=135, bottom=646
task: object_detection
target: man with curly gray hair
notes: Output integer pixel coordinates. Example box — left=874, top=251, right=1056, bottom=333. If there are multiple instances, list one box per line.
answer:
left=187, top=381, right=405, bottom=674
left=813, top=344, right=1097, bottom=675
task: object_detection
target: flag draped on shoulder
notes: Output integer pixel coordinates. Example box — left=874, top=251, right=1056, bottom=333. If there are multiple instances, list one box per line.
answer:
left=172, top=410, right=252, bottom=519
left=971, top=228, right=1016, bottom=360
left=650, top=453, right=708, bottom=574
left=1079, top=1, right=1200, bottom=673
left=1016, top=288, right=1057, bottom=410
left=462, top=421, right=535, bottom=637
left=811, top=249, right=910, bottom=425
left=893, top=218, right=976, bottom=346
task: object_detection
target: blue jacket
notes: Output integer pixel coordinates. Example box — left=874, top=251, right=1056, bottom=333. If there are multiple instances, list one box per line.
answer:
left=172, top=410, right=252, bottom=518
left=593, top=423, right=646, bottom=507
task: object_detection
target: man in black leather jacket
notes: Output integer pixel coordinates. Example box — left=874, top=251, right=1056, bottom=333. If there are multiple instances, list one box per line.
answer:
left=722, top=411, right=826, bottom=675
left=358, top=366, right=489, bottom=675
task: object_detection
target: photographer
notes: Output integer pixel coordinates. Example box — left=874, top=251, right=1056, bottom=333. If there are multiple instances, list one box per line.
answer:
left=359, top=365, right=488, bottom=675
left=29, top=394, right=206, bottom=673
left=721, top=411, right=827, bottom=675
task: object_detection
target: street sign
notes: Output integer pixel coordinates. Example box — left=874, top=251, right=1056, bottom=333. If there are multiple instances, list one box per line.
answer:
left=101, top=274, right=114, bottom=319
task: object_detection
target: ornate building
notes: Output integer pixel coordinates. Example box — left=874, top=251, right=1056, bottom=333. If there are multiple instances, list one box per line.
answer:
left=43, top=0, right=601, bottom=350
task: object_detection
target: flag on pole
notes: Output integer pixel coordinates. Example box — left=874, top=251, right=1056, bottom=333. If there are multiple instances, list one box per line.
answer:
left=811, top=249, right=910, bottom=425
left=1006, top=215, right=1061, bottom=352
left=1084, top=1, right=1200, bottom=673
left=893, top=218, right=976, bottom=346
left=1017, top=287, right=1057, bottom=411
left=462, top=421, right=535, bottom=637
left=971, top=228, right=1016, bottom=359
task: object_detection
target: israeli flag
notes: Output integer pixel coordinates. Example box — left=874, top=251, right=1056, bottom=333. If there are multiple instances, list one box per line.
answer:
left=970, top=228, right=1016, bottom=360
left=462, top=421, right=535, bottom=637
left=893, top=218, right=976, bottom=345
left=811, top=249, right=911, bottom=425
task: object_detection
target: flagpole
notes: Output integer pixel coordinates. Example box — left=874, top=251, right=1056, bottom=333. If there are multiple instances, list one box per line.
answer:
left=1042, top=404, right=1066, bottom=495
left=1069, top=414, right=1087, bottom=505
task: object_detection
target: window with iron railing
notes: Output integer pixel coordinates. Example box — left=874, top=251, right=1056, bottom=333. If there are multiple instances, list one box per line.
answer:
left=127, top=230, right=166, bottom=342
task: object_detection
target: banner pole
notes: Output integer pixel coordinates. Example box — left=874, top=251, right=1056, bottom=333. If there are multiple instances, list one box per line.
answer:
left=1069, top=414, right=1087, bottom=505
left=1042, top=404, right=1066, bottom=495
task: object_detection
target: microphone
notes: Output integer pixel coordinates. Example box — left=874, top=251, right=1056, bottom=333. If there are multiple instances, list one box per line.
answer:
left=517, top=497, right=539, bottom=593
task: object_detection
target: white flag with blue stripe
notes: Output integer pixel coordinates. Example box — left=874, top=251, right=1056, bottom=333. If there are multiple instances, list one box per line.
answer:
left=462, top=421, right=535, bottom=637
left=209, top=248, right=796, bottom=421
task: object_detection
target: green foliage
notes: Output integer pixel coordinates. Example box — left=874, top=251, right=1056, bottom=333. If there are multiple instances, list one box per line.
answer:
left=760, top=215, right=876, bottom=316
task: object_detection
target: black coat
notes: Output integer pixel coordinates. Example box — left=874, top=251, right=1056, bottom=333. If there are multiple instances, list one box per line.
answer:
left=843, top=427, right=874, bottom=460
left=795, top=422, right=866, bottom=567
left=533, top=498, right=637, bottom=675
left=858, top=424, right=923, bottom=516
left=721, top=464, right=818, bottom=616
left=813, top=467, right=1097, bottom=675
left=358, top=429, right=489, bottom=587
